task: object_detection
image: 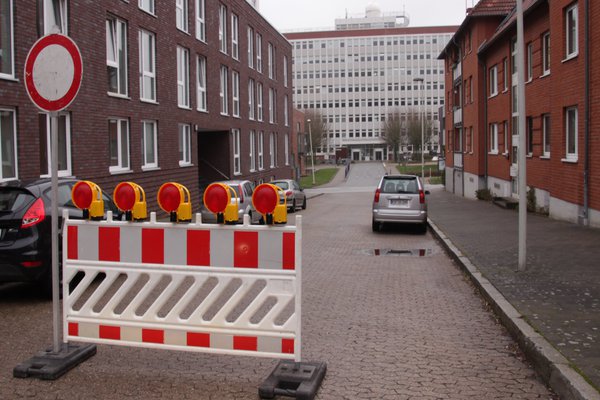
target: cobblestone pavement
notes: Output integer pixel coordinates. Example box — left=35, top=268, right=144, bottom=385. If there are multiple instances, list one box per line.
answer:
left=0, top=163, right=555, bottom=399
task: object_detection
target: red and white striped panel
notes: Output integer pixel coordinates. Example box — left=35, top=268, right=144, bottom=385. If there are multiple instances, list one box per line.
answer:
left=66, top=223, right=296, bottom=270
left=67, top=321, right=295, bottom=359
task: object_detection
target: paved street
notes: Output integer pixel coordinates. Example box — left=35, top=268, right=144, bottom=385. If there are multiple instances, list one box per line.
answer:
left=0, top=163, right=554, bottom=399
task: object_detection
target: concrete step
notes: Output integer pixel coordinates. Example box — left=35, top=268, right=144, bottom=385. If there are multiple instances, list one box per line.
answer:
left=492, top=196, right=519, bottom=210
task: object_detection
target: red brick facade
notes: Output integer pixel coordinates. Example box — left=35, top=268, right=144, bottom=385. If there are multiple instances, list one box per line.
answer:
left=440, top=0, right=600, bottom=227
left=0, top=0, right=293, bottom=212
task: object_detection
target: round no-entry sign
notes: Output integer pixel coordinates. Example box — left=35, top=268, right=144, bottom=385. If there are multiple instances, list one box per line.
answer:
left=24, top=34, right=83, bottom=112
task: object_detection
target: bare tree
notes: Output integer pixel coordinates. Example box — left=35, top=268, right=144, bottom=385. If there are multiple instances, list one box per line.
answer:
left=382, top=110, right=403, bottom=162
left=304, top=109, right=328, bottom=154
left=406, top=109, right=432, bottom=155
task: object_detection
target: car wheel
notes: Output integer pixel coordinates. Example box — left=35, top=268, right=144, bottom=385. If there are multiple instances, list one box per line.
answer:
left=419, top=222, right=428, bottom=234
left=302, top=197, right=307, bottom=210
left=372, top=219, right=380, bottom=232
left=289, top=200, right=296, bottom=213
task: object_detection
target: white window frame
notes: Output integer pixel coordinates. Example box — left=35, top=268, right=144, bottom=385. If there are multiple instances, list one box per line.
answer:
left=196, top=55, right=207, bottom=112
left=247, top=27, right=254, bottom=69
left=283, top=56, right=288, bottom=87
left=232, top=70, right=240, bottom=117
left=284, top=95, right=289, bottom=126
left=269, top=132, right=275, bottom=168
left=489, top=123, right=498, bottom=154
left=176, top=0, right=188, bottom=33
left=565, top=4, right=578, bottom=59
left=0, top=108, right=18, bottom=181
left=257, top=82, right=263, bottom=121
left=139, top=29, right=156, bottom=102
left=220, top=65, right=229, bottom=115
left=41, top=112, right=71, bottom=177
left=232, top=128, right=241, bottom=175
left=106, top=15, right=128, bottom=96
left=284, top=133, right=289, bottom=166
left=179, top=123, right=192, bottom=166
left=0, top=0, right=15, bottom=79
left=268, top=42, right=274, bottom=79
left=542, top=113, right=551, bottom=157
left=177, top=46, right=190, bottom=108
left=108, top=118, right=130, bottom=173
left=249, top=130, right=256, bottom=171
left=248, top=79, right=255, bottom=120
left=256, top=33, right=262, bottom=72
left=218, top=4, right=227, bottom=54
left=503, top=58, right=508, bottom=92
left=489, top=65, right=498, bottom=97
left=565, top=106, right=578, bottom=161
left=268, top=88, right=274, bottom=123
left=142, top=120, right=158, bottom=169
left=542, top=32, right=550, bottom=75
left=42, top=0, right=67, bottom=35
left=138, top=0, right=154, bottom=15
left=231, top=13, right=239, bottom=60
left=195, top=0, right=205, bottom=42
left=258, top=131, right=264, bottom=170
left=526, top=42, right=533, bottom=82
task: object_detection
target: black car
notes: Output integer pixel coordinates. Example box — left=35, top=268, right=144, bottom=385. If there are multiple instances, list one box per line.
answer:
left=0, top=178, right=121, bottom=296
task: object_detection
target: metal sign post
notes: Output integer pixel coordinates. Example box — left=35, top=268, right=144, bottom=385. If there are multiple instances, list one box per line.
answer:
left=50, top=111, right=60, bottom=353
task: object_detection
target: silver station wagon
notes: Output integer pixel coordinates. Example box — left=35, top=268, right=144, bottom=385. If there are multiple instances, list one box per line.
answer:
left=371, top=174, right=429, bottom=233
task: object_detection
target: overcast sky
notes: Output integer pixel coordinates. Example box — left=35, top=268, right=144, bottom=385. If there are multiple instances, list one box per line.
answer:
left=258, top=0, right=479, bottom=32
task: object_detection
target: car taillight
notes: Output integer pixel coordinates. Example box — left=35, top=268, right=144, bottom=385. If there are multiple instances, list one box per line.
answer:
left=374, top=188, right=381, bottom=203
left=419, top=190, right=425, bottom=204
left=21, top=198, right=46, bottom=228
left=286, top=190, right=292, bottom=197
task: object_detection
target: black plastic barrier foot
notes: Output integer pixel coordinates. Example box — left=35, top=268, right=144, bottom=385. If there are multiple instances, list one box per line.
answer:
left=13, top=343, right=97, bottom=380
left=259, top=360, right=327, bottom=400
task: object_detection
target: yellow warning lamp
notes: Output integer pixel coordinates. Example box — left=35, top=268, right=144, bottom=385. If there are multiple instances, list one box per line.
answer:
left=113, top=182, right=147, bottom=221
left=203, top=183, right=239, bottom=224
left=157, top=182, right=192, bottom=222
left=252, top=183, right=287, bottom=225
left=71, top=181, right=104, bottom=220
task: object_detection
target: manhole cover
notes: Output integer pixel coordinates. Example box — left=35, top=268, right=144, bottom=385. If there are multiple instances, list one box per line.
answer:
left=358, top=249, right=434, bottom=257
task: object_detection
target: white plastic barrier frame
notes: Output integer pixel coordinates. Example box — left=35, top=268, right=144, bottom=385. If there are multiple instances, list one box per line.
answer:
left=62, top=212, right=302, bottom=362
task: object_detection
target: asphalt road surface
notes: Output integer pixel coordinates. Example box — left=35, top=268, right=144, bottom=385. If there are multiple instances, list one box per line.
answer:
left=0, top=163, right=554, bottom=399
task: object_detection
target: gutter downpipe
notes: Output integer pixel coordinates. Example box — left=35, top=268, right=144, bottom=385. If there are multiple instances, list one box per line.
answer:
left=583, top=0, right=590, bottom=226
left=480, top=53, right=488, bottom=191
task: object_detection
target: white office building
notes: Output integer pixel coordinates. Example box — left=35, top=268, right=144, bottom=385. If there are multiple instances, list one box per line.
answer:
left=285, top=4, right=456, bottom=161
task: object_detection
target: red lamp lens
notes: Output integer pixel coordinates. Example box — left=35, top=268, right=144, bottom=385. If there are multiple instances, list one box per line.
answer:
left=72, top=182, right=93, bottom=209
left=158, top=183, right=181, bottom=212
left=253, top=184, right=278, bottom=215
left=204, top=184, right=229, bottom=213
left=114, top=183, right=136, bottom=211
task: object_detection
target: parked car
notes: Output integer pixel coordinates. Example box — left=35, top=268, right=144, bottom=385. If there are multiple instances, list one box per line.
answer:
left=271, top=179, right=307, bottom=213
left=200, top=180, right=261, bottom=224
left=0, top=178, right=123, bottom=296
left=371, top=174, right=429, bottom=233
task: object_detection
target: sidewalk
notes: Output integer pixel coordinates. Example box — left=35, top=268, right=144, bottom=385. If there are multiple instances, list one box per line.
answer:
left=427, top=188, right=600, bottom=400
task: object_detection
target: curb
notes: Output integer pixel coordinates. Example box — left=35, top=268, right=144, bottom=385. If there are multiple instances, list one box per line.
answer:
left=428, top=218, right=600, bottom=400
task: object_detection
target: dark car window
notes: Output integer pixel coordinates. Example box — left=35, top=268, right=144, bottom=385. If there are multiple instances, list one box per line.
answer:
left=382, top=178, right=418, bottom=194
left=0, top=190, right=35, bottom=212
left=274, top=181, right=289, bottom=190
left=43, top=183, right=75, bottom=207
left=243, top=183, right=253, bottom=197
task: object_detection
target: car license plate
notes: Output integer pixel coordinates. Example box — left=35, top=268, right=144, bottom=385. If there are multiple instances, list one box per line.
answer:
left=389, top=199, right=409, bottom=207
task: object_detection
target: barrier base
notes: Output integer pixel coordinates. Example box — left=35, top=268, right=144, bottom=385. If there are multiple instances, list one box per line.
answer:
left=13, top=343, right=97, bottom=380
left=259, top=360, right=327, bottom=400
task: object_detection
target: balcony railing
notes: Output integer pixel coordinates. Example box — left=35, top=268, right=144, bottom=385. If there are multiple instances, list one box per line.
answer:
left=453, top=61, right=462, bottom=82
left=453, top=107, right=462, bottom=126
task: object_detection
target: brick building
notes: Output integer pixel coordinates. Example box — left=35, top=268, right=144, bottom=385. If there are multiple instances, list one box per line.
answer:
left=0, top=0, right=294, bottom=212
left=440, top=0, right=600, bottom=227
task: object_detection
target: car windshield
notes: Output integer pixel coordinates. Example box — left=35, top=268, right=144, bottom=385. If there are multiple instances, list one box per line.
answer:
left=273, top=182, right=289, bottom=190
left=0, top=190, right=35, bottom=212
left=381, top=178, right=418, bottom=194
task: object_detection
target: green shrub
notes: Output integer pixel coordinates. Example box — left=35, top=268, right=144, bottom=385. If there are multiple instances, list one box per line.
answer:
left=475, top=188, right=493, bottom=201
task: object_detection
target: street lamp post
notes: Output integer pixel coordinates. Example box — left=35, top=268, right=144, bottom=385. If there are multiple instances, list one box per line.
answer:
left=307, top=119, right=316, bottom=185
left=414, top=77, right=425, bottom=180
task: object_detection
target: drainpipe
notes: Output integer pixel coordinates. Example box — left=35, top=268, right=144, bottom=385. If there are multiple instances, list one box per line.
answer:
left=583, top=0, right=590, bottom=226
left=479, top=54, right=488, bottom=191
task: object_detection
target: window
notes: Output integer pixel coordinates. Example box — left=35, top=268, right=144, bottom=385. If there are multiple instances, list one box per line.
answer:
left=196, top=55, right=207, bottom=111
left=258, top=131, right=264, bottom=170
left=283, top=56, right=288, bottom=87
left=179, top=123, right=191, bottom=166
left=256, top=33, right=262, bottom=72
left=232, top=129, right=240, bottom=174
left=284, top=95, right=289, bottom=126
left=269, top=132, right=276, bottom=167
left=138, top=0, right=154, bottom=15
left=542, top=32, right=550, bottom=75
left=503, top=58, right=508, bottom=91
left=41, top=0, right=67, bottom=35
left=527, top=116, right=533, bottom=155
left=220, top=65, right=229, bottom=115
left=177, top=46, right=190, bottom=108
left=248, top=79, right=255, bottom=120
left=504, top=121, right=509, bottom=153
left=268, top=42, right=274, bottom=79
left=249, top=130, right=256, bottom=171
left=489, top=66, right=498, bottom=97
left=247, top=27, right=254, bottom=68
left=196, top=0, right=205, bottom=42
left=39, top=113, right=71, bottom=177
left=109, top=118, right=130, bottom=172
left=511, top=38, right=517, bottom=74
left=565, top=3, right=578, bottom=59
left=565, top=106, right=577, bottom=161
left=0, top=108, right=17, bottom=181
left=231, top=13, right=239, bottom=60
left=232, top=70, right=240, bottom=117
left=284, top=133, right=289, bottom=165
left=106, top=15, right=128, bottom=96
left=218, top=4, right=227, bottom=54
left=489, top=123, right=498, bottom=153
left=176, top=0, right=188, bottom=32
left=257, top=82, right=263, bottom=121
left=527, top=43, right=533, bottom=81
left=268, top=88, right=274, bottom=123
left=542, top=114, right=551, bottom=157
left=139, top=29, right=156, bottom=102
left=142, top=120, right=158, bottom=169
left=0, top=0, right=14, bottom=78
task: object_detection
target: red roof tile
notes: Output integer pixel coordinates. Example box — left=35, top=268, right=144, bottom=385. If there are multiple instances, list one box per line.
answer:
left=468, top=0, right=516, bottom=17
